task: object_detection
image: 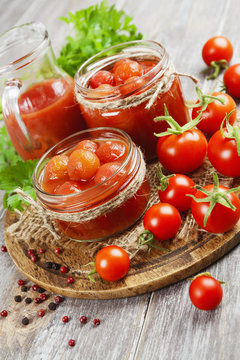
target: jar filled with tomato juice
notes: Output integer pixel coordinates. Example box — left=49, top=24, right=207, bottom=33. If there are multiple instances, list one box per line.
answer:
left=74, top=40, right=189, bottom=160
left=33, top=127, right=150, bottom=241
left=0, top=22, right=86, bottom=160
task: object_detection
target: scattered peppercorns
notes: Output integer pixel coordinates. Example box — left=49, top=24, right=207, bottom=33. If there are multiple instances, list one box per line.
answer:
left=45, top=262, right=53, bottom=269
left=68, top=339, right=75, bottom=347
left=34, top=297, right=41, bottom=304
left=52, top=263, right=61, bottom=270
left=54, top=296, right=63, bottom=304
left=21, top=286, right=28, bottom=292
left=0, top=310, right=8, bottom=317
left=14, top=295, right=22, bottom=303
left=67, top=277, right=74, bottom=284
left=40, top=293, right=47, bottom=301
left=17, top=279, right=25, bottom=286
left=60, top=266, right=68, bottom=273
left=25, top=298, right=32, bottom=304
left=55, top=248, right=61, bottom=255
left=31, top=255, right=38, bottom=263
left=22, top=317, right=29, bottom=325
left=32, top=284, right=38, bottom=291
left=80, top=315, right=87, bottom=324
left=37, top=287, right=46, bottom=294
left=39, top=248, right=45, bottom=254
left=48, top=302, right=57, bottom=311
left=93, top=318, right=100, bottom=326
left=38, top=309, right=45, bottom=317
left=1, top=245, right=7, bottom=253
left=62, top=316, right=69, bottom=323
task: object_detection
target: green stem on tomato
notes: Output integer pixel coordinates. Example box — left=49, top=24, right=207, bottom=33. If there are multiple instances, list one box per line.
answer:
left=220, top=110, right=240, bottom=156
left=206, top=59, right=229, bottom=80
left=186, top=86, right=225, bottom=111
left=188, top=271, right=225, bottom=284
left=154, top=165, right=175, bottom=192
left=138, top=230, right=170, bottom=254
left=82, top=261, right=97, bottom=283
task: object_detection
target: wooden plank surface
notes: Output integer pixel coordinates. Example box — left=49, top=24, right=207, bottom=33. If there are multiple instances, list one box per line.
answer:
left=0, top=0, right=240, bottom=359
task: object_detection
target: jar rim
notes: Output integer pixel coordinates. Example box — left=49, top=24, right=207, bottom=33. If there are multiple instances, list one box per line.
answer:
left=0, top=22, right=49, bottom=76
left=74, top=40, right=170, bottom=101
left=33, top=127, right=139, bottom=212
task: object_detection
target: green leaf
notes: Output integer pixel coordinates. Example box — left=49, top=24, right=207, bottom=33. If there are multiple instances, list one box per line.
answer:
left=57, top=0, right=143, bottom=77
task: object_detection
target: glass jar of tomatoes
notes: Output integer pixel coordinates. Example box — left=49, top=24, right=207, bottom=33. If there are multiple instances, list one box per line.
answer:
left=0, top=22, right=86, bottom=160
left=33, top=127, right=150, bottom=241
left=74, top=40, right=189, bottom=160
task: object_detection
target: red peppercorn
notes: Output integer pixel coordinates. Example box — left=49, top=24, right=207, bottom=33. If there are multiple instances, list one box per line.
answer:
left=17, top=279, right=25, bottom=286
left=67, top=277, right=74, bottom=284
left=55, top=248, right=61, bottom=255
left=31, top=255, right=38, bottom=263
left=68, top=339, right=75, bottom=347
left=39, top=293, right=47, bottom=301
left=39, top=248, right=45, bottom=254
left=1, top=245, right=7, bottom=253
left=62, top=316, right=69, bottom=323
left=54, top=296, right=63, bottom=304
left=38, top=309, right=45, bottom=317
left=93, top=318, right=100, bottom=326
left=80, top=315, right=87, bottom=324
left=32, top=284, right=39, bottom=291
left=60, top=266, right=68, bottom=273
left=0, top=310, right=8, bottom=317
left=34, top=297, right=41, bottom=304
left=28, top=249, right=35, bottom=256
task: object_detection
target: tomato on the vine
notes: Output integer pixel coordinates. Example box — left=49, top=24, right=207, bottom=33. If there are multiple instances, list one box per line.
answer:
left=190, top=173, right=240, bottom=233
left=202, top=36, right=233, bottom=66
left=143, top=203, right=181, bottom=241
left=94, top=245, right=130, bottom=282
left=189, top=273, right=223, bottom=310
left=192, top=92, right=236, bottom=134
left=155, top=167, right=196, bottom=212
left=223, top=64, right=240, bottom=98
left=208, top=116, right=240, bottom=177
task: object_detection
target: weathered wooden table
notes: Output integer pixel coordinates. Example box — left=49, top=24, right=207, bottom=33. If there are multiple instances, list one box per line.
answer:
left=1, top=0, right=240, bottom=359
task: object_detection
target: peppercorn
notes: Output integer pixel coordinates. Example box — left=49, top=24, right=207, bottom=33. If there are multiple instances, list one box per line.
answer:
left=48, top=302, right=57, bottom=311
left=25, top=298, right=32, bottom=304
left=14, top=295, right=22, bottom=303
left=22, top=317, right=29, bottom=325
left=21, top=286, right=28, bottom=292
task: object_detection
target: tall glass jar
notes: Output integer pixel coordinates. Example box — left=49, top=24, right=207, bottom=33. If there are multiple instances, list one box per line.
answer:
left=0, top=22, right=86, bottom=160
left=74, top=40, right=189, bottom=161
left=33, top=127, right=150, bottom=241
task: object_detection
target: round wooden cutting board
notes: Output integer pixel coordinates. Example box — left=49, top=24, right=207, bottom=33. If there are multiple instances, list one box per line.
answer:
left=4, top=205, right=240, bottom=299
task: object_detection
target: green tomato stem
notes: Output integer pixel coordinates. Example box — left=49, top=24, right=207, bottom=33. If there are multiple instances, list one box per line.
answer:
left=138, top=230, right=170, bottom=254
left=154, top=165, right=175, bottom=192
left=206, top=59, right=229, bottom=80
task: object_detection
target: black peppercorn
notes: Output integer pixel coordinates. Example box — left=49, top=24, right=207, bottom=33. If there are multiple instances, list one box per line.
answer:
left=21, top=286, right=28, bottom=292
left=37, top=287, right=46, bottom=293
left=25, top=298, right=32, bottom=304
left=22, top=317, right=29, bottom=325
left=48, top=302, right=57, bottom=311
left=45, top=262, right=53, bottom=269
left=14, top=295, right=22, bottom=303
left=52, top=263, right=61, bottom=270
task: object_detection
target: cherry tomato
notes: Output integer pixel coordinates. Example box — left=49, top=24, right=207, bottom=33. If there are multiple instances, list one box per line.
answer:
left=42, top=155, right=69, bottom=193
left=90, top=70, right=115, bottom=89
left=191, top=184, right=240, bottom=233
left=189, top=275, right=223, bottom=310
left=158, top=174, right=196, bottom=212
left=120, top=76, right=146, bottom=96
left=94, top=162, right=122, bottom=185
left=114, top=59, right=142, bottom=85
left=223, top=64, right=240, bottom=98
left=157, top=129, right=207, bottom=174
left=192, top=92, right=236, bottom=134
left=67, top=149, right=100, bottom=181
left=143, top=203, right=181, bottom=241
left=75, top=140, right=98, bottom=153
left=95, top=245, right=130, bottom=282
left=96, top=141, right=128, bottom=163
left=208, top=128, right=240, bottom=177
left=55, top=181, right=83, bottom=195
left=202, top=36, right=233, bottom=66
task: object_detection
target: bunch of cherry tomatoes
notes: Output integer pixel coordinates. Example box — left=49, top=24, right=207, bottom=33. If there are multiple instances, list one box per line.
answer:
left=87, top=35, right=240, bottom=311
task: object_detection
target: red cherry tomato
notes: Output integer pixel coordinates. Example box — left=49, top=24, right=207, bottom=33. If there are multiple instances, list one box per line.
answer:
left=114, top=59, right=142, bottom=85
left=94, top=162, right=122, bottom=185
left=42, top=155, right=69, bottom=193
left=143, top=203, right=181, bottom=241
left=95, top=245, right=130, bottom=282
left=120, top=76, right=146, bottom=96
left=90, top=70, right=115, bottom=89
left=192, top=92, right=236, bottom=134
left=158, top=174, right=196, bottom=212
left=189, top=275, right=223, bottom=310
left=202, top=36, right=233, bottom=66
left=96, top=141, right=128, bottom=163
left=208, top=128, right=240, bottom=177
left=157, top=129, right=207, bottom=174
left=191, top=184, right=240, bottom=233
left=223, top=64, right=240, bottom=98
left=75, top=140, right=98, bottom=153
left=55, top=181, right=83, bottom=195
left=67, top=149, right=100, bottom=181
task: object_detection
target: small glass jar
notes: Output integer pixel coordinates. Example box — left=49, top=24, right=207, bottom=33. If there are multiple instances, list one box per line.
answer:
left=0, top=22, right=86, bottom=160
left=33, top=127, right=150, bottom=241
left=74, top=40, right=189, bottom=161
